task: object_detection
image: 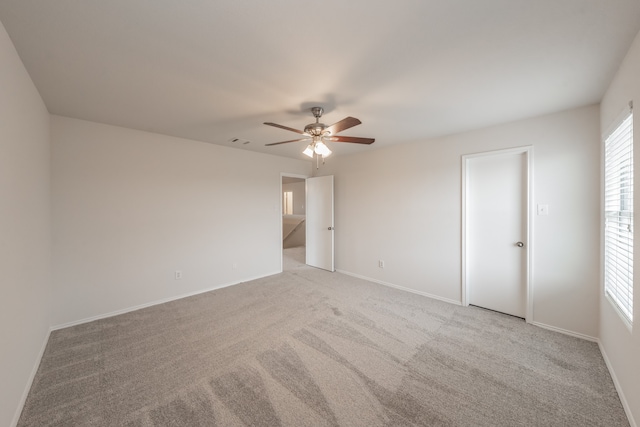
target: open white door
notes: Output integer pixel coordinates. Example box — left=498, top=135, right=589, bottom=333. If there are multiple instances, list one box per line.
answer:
left=306, top=176, right=334, bottom=271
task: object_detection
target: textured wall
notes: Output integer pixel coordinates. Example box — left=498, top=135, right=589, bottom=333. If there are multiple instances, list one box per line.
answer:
left=0, top=20, right=52, bottom=427
left=317, top=105, right=601, bottom=339
left=600, top=28, right=640, bottom=427
left=51, top=116, right=310, bottom=326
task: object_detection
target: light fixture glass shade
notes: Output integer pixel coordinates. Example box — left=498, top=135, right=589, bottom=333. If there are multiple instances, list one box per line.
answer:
left=314, top=141, right=332, bottom=157
left=303, top=144, right=314, bottom=157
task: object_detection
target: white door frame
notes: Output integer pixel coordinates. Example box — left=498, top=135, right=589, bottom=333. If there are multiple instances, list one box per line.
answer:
left=280, top=173, right=309, bottom=272
left=461, top=146, right=534, bottom=322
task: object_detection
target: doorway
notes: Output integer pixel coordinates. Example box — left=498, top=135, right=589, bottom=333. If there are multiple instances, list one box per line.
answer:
left=280, top=174, right=335, bottom=272
left=462, top=147, right=532, bottom=320
left=281, top=175, right=307, bottom=271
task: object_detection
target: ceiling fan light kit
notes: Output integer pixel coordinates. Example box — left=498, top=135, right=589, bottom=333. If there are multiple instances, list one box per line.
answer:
left=264, top=106, right=374, bottom=167
left=303, top=144, right=315, bottom=157
left=314, top=141, right=332, bottom=157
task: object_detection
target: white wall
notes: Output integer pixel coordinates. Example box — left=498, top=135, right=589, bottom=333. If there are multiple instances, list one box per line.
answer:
left=317, top=105, right=601, bottom=338
left=283, top=180, right=305, bottom=215
left=0, top=21, right=52, bottom=427
left=51, top=116, right=310, bottom=326
left=600, top=28, right=640, bottom=426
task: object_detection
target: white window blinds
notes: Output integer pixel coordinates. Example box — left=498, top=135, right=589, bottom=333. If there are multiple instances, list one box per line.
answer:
left=283, top=191, right=293, bottom=215
left=604, top=107, right=634, bottom=324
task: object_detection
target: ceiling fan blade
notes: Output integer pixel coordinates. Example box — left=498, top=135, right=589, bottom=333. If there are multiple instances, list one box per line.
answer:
left=327, top=135, right=375, bottom=145
left=265, top=138, right=310, bottom=146
left=264, top=122, right=307, bottom=135
left=325, top=117, right=361, bottom=135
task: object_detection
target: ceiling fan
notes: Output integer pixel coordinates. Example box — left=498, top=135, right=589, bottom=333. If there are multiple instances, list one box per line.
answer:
left=264, top=107, right=374, bottom=163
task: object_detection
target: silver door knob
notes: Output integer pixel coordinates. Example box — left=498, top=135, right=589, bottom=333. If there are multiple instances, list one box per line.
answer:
left=516, top=242, right=524, bottom=247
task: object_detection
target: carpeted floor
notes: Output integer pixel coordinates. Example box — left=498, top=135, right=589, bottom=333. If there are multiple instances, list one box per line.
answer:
left=282, top=245, right=306, bottom=271
left=18, top=249, right=628, bottom=426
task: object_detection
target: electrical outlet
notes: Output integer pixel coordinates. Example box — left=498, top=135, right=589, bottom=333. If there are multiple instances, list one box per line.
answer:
left=175, top=270, right=183, bottom=280
left=379, top=260, right=385, bottom=268
left=232, top=262, right=238, bottom=270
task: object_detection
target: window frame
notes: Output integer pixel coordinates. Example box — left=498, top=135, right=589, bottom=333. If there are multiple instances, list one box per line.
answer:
left=603, top=105, right=634, bottom=328
left=283, top=191, right=293, bottom=215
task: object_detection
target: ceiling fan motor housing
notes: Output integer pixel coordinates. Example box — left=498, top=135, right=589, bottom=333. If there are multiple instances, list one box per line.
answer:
left=305, top=106, right=328, bottom=136
left=304, top=122, right=328, bottom=136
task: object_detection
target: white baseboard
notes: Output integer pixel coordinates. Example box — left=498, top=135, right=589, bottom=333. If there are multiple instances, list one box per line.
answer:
left=14, top=272, right=281, bottom=426
left=11, top=327, right=51, bottom=427
left=336, top=270, right=634, bottom=426
left=13, top=270, right=635, bottom=427
left=336, top=269, right=462, bottom=307
left=598, top=341, right=637, bottom=427
left=335, top=271, right=603, bottom=343
left=529, top=321, right=598, bottom=342
left=52, top=272, right=279, bottom=331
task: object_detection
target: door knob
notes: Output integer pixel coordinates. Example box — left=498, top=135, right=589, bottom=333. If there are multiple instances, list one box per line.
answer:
left=516, top=242, right=524, bottom=247
left=327, top=227, right=334, bottom=231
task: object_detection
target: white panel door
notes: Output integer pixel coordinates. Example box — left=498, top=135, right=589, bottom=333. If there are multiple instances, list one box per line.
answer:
left=467, top=151, right=527, bottom=318
left=306, top=176, right=334, bottom=271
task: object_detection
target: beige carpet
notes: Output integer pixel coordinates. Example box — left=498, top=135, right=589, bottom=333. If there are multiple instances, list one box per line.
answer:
left=283, top=245, right=306, bottom=271
left=18, top=257, right=628, bottom=426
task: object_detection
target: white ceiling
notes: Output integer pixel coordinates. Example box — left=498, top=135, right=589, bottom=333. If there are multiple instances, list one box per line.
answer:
left=1, top=0, right=640, bottom=161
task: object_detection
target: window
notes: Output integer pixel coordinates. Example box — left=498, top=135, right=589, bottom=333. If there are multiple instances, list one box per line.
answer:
left=283, top=191, right=293, bottom=215
left=604, top=106, right=634, bottom=324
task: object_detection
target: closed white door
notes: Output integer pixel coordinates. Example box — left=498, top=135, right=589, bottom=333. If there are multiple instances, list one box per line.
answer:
left=466, top=150, right=528, bottom=318
left=306, top=176, right=334, bottom=271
